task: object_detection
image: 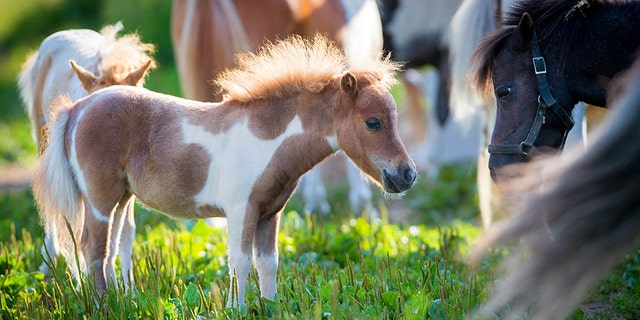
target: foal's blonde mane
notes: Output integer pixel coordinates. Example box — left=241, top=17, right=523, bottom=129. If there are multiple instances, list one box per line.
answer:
left=215, top=34, right=400, bottom=103
left=99, top=22, right=157, bottom=82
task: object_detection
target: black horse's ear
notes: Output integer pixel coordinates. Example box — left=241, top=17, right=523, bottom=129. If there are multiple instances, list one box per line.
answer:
left=517, top=12, right=534, bottom=42
left=341, top=72, right=357, bottom=97
left=579, top=0, right=596, bottom=17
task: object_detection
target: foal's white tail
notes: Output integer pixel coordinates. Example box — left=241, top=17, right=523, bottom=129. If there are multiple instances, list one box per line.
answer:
left=33, top=95, right=84, bottom=272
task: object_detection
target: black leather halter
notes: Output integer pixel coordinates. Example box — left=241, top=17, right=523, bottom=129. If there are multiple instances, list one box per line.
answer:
left=488, top=30, right=575, bottom=156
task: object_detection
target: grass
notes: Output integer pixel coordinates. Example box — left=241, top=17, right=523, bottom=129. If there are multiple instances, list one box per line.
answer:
left=0, top=186, right=493, bottom=319
left=1, top=173, right=639, bottom=319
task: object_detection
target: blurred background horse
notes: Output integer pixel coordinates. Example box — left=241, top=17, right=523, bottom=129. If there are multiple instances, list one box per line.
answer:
left=171, top=0, right=383, bottom=217
left=19, top=22, right=155, bottom=151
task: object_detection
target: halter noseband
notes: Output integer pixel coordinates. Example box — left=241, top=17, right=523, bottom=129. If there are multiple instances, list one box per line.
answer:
left=488, top=30, right=575, bottom=156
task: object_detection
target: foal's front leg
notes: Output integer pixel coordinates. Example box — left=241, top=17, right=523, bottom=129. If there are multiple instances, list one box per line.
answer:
left=225, top=205, right=256, bottom=307
left=254, top=212, right=280, bottom=301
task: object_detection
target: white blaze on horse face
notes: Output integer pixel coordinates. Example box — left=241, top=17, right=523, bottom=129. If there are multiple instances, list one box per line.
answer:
left=180, top=115, right=305, bottom=214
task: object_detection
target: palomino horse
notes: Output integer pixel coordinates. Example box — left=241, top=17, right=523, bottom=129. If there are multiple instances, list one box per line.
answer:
left=472, top=55, right=640, bottom=320
left=471, top=0, right=640, bottom=182
left=171, top=0, right=383, bottom=216
left=18, top=22, right=155, bottom=282
left=33, top=35, right=416, bottom=306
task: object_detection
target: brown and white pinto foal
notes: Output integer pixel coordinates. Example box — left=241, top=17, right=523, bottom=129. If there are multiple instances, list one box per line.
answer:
left=19, top=22, right=155, bottom=282
left=34, top=34, right=416, bottom=306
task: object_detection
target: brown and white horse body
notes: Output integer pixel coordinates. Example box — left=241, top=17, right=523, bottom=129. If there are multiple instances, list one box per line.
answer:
left=35, top=35, right=415, bottom=305
left=18, top=22, right=155, bottom=283
left=171, top=0, right=383, bottom=216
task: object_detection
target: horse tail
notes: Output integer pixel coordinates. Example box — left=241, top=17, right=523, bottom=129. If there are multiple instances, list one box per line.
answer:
left=474, top=61, right=640, bottom=319
left=171, top=0, right=250, bottom=101
left=33, top=95, right=84, bottom=269
left=18, top=52, right=39, bottom=142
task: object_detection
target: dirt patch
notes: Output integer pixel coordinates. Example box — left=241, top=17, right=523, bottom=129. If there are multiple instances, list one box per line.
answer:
left=0, top=164, right=34, bottom=192
left=579, top=301, right=618, bottom=319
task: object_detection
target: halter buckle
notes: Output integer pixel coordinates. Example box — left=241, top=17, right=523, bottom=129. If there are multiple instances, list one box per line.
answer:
left=533, top=57, right=547, bottom=75
left=519, top=142, right=533, bottom=157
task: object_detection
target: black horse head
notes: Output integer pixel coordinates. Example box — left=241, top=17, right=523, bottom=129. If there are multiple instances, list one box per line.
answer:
left=471, top=0, right=640, bottom=182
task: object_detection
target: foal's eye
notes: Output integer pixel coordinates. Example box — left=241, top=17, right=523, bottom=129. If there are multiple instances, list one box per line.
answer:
left=365, top=117, right=382, bottom=131
left=496, top=86, right=512, bottom=100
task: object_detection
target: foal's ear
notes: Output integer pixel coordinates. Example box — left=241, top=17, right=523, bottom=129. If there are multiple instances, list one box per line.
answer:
left=517, top=13, right=535, bottom=43
left=123, top=59, right=153, bottom=86
left=70, top=60, right=97, bottom=92
left=341, top=72, right=357, bottom=97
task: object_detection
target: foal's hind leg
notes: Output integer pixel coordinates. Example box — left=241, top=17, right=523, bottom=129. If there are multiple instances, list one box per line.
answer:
left=118, top=198, right=136, bottom=289
left=82, top=193, right=132, bottom=292
left=253, top=212, right=281, bottom=301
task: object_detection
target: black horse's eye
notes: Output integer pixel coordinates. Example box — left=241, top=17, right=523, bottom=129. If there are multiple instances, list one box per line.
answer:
left=496, top=86, right=512, bottom=100
left=365, top=117, right=381, bottom=131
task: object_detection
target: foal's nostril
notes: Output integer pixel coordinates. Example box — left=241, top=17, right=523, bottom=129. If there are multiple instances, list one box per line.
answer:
left=383, top=163, right=417, bottom=193
left=398, top=163, right=417, bottom=186
left=403, top=166, right=416, bottom=184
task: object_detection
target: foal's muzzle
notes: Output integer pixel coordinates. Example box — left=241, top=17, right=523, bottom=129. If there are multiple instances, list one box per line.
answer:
left=382, top=163, right=417, bottom=193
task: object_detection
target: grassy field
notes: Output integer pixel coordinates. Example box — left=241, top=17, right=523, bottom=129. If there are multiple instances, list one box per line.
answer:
left=0, top=0, right=638, bottom=319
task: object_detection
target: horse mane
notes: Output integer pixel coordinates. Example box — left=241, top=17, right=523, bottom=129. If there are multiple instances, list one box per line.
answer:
left=470, top=0, right=598, bottom=99
left=99, top=22, right=157, bottom=83
left=473, top=56, right=640, bottom=319
left=214, top=34, right=400, bottom=103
